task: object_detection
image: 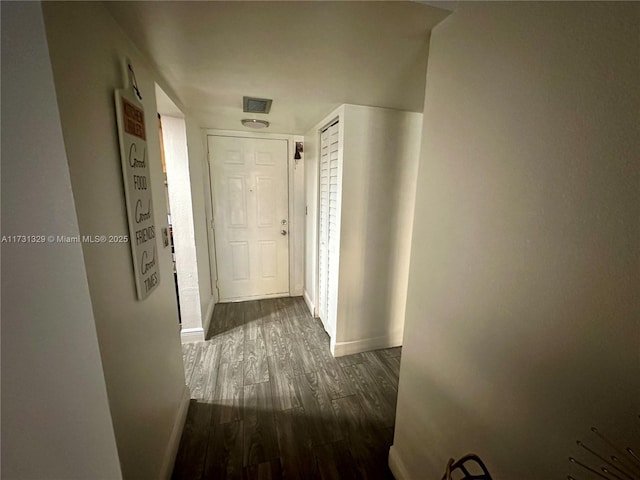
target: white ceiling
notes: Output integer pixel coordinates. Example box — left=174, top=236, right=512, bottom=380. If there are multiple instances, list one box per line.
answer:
left=105, top=1, right=450, bottom=134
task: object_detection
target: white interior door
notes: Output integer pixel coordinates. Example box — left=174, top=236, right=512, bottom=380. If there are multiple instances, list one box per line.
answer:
left=208, top=135, right=289, bottom=301
left=318, top=121, right=340, bottom=331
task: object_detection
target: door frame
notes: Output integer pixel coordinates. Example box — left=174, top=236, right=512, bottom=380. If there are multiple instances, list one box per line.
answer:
left=204, top=129, right=302, bottom=301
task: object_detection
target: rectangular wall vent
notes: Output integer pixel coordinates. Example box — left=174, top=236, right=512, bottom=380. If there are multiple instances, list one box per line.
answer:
left=243, top=96, right=272, bottom=114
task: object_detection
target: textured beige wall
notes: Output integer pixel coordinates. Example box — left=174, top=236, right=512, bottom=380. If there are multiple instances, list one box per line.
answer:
left=1, top=2, right=122, bottom=478
left=43, top=3, right=188, bottom=478
left=392, top=3, right=639, bottom=478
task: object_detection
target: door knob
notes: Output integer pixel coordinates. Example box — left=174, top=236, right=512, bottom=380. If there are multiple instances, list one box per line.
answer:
left=281, top=230, right=288, bottom=236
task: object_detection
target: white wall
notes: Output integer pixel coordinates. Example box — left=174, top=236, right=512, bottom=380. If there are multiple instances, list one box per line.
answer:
left=336, top=105, right=423, bottom=354
left=42, top=3, right=190, bottom=479
left=1, top=3, right=122, bottom=478
left=162, top=115, right=205, bottom=341
left=304, top=105, right=423, bottom=355
left=391, top=3, right=640, bottom=479
left=157, top=86, right=217, bottom=340
left=186, top=118, right=217, bottom=325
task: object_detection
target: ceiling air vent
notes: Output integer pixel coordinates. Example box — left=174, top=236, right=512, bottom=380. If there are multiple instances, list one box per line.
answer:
left=243, top=96, right=272, bottom=114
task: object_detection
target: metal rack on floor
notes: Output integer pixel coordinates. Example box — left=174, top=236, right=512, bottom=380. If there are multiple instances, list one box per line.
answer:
left=442, top=454, right=492, bottom=480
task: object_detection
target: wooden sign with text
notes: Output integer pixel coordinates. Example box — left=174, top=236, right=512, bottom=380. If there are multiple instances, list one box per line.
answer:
left=115, top=88, right=159, bottom=300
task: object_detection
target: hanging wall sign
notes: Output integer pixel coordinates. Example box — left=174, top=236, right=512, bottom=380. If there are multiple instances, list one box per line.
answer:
left=115, top=71, right=160, bottom=300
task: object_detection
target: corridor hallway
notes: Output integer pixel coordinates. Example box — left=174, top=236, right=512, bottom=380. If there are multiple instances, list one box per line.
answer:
left=173, top=297, right=401, bottom=479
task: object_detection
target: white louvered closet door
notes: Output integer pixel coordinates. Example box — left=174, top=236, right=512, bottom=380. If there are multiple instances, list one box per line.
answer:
left=318, top=121, right=340, bottom=334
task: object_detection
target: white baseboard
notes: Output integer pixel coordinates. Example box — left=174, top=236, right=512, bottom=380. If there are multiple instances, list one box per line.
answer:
left=303, top=289, right=315, bottom=317
left=159, top=385, right=190, bottom=480
left=180, top=327, right=205, bottom=343
left=389, top=445, right=410, bottom=480
left=203, top=297, right=215, bottom=339
left=331, top=333, right=403, bottom=357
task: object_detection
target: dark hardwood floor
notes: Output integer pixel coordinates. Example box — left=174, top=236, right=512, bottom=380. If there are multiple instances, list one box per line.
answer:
left=172, top=297, right=401, bottom=480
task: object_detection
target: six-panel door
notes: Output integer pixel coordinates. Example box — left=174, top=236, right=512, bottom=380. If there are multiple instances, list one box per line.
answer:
left=208, top=136, right=289, bottom=301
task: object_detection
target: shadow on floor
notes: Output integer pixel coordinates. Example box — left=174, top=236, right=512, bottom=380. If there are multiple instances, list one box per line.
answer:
left=174, top=296, right=401, bottom=480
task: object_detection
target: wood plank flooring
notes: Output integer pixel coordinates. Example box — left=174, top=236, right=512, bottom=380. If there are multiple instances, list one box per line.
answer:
left=173, top=297, right=402, bottom=480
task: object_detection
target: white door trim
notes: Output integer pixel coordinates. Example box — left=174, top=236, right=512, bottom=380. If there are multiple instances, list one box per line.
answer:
left=205, top=129, right=299, bottom=298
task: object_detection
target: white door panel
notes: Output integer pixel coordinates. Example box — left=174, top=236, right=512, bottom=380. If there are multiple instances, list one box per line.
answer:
left=318, top=122, right=340, bottom=331
left=208, top=136, right=289, bottom=301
